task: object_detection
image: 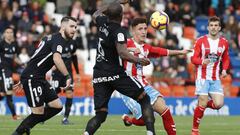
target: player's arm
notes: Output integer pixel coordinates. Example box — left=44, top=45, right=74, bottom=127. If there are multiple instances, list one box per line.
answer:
left=53, top=53, right=69, bottom=76
left=221, top=41, right=230, bottom=77
left=116, top=43, right=150, bottom=66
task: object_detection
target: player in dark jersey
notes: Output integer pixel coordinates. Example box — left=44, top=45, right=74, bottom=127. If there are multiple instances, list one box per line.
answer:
left=12, top=16, right=77, bottom=135
left=83, top=1, right=156, bottom=135
left=50, top=39, right=79, bottom=125
left=0, top=27, right=23, bottom=120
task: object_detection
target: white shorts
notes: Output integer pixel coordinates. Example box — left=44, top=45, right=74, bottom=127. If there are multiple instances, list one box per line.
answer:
left=195, top=79, right=223, bottom=96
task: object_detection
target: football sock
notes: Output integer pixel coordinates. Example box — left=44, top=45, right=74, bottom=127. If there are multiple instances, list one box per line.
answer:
left=138, top=94, right=155, bottom=135
left=6, top=95, right=16, bottom=116
left=131, top=117, right=145, bottom=126
left=42, top=106, right=62, bottom=122
left=64, top=98, right=73, bottom=119
left=161, top=108, right=176, bottom=135
left=85, top=111, right=108, bottom=135
left=207, top=100, right=217, bottom=109
left=15, top=113, right=44, bottom=134
left=192, top=106, right=205, bottom=129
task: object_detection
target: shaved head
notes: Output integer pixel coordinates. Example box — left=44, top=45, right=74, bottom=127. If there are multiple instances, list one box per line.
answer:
left=106, top=2, right=123, bottom=21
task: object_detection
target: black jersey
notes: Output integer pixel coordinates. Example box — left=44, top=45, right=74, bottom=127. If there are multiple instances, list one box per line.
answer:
left=21, top=33, right=73, bottom=79
left=93, top=16, right=127, bottom=75
left=0, top=40, right=18, bottom=70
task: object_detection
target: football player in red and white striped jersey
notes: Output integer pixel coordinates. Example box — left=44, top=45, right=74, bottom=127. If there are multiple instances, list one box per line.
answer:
left=121, top=17, right=191, bottom=135
left=190, top=16, right=230, bottom=135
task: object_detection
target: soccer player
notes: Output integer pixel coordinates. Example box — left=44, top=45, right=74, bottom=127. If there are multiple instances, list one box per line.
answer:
left=120, top=17, right=191, bottom=135
left=12, top=16, right=77, bottom=135
left=83, top=1, right=156, bottom=135
left=50, top=39, right=79, bottom=124
left=0, top=27, right=23, bottom=120
left=190, top=16, right=230, bottom=135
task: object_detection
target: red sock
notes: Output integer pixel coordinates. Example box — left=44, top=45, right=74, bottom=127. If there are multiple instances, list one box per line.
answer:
left=207, top=100, right=216, bottom=109
left=131, top=117, right=145, bottom=126
left=161, top=108, right=176, bottom=135
left=192, top=106, right=205, bottom=130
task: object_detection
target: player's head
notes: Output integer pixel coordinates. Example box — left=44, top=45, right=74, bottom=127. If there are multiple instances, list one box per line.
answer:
left=106, top=2, right=123, bottom=23
left=60, top=16, right=77, bottom=39
left=207, top=16, right=221, bottom=37
left=130, top=17, right=147, bottom=43
left=3, top=27, right=14, bottom=41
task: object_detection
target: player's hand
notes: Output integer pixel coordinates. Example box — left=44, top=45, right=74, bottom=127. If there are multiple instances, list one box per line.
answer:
left=13, top=81, right=23, bottom=93
left=138, top=58, right=150, bottom=66
left=61, top=74, right=72, bottom=90
left=181, top=49, right=193, bottom=54
left=221, top=70, right=227, bottom=78
left=202, top=59, right=210, bottom=65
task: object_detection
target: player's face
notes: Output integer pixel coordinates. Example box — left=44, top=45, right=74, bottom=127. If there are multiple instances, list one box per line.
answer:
left=207, top=21, right=221, bottom=37
left=4, top=28, right=14, bottom=41
left=132, top=23, right=147, bottom=43
left=64, top=20, right=77, bottom=39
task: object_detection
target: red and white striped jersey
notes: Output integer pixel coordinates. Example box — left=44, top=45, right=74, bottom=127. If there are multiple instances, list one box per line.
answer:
left=124, top=38, right=168, bottom=86
left=191, top=35, right=230, bottom=80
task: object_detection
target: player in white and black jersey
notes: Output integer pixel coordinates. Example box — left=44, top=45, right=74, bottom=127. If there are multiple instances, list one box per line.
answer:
left=12, top=16, right=77, bottom=135
left=0, top=27, right=23, bottom=120
left=50, top=39, right=79, bottom=125
left=83, top=1, right=156, bottom=135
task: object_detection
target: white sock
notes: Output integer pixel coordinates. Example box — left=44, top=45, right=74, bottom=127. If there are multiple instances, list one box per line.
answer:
left=147, top=131, right=153, bottom=135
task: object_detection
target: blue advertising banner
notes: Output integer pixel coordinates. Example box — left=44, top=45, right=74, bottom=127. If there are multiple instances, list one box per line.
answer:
left=0, top=97, right=239, bottom=116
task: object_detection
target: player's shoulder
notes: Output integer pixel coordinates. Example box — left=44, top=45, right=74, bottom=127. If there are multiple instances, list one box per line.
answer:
left=219, top=36, right=229, bottom=44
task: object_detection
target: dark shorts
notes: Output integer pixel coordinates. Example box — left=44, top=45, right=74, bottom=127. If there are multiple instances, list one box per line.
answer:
left=0, top=69, right=13, bottom=93
left=21, top=78, right=58, bottom=107
left=93, top=70, right=144, bottom=110
left=51, top=71, right=73, bottom=94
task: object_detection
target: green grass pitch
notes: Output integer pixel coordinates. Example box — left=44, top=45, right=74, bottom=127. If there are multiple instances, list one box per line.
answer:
left=0, top=115, right=239, bottom=135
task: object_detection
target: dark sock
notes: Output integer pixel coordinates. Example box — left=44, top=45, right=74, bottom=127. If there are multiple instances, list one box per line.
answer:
left=138, top=94, right=155, bottom=135
left=42, top=106, right=62, bottom=122
left=64, top=98, right=73, bottom=118
left=15, top=114, right=44, bottom=134
left=6, top=95, right=16, bottom=116
left=85, top=111, right=108, bottom=135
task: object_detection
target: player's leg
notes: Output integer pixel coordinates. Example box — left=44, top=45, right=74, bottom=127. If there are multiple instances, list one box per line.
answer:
left=121, top=94, right=145, bottom=126
left=115, top=75, right=155, bottom=135
left=208, top=80, right=224, bottom=109
left=2, top=71, right=19, bottom=119
left=191, top=80, right=210, bottom=135
left=13, top=79, right=48, bottom=134
left=83, top=82, right=112, bottom=135
left=43, top=80, right=63, bottom=121
left=62, top=89, right=73, bottom=124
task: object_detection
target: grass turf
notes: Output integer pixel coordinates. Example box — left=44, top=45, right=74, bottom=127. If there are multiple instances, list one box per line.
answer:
left=0, top=115, right=239, bottom=135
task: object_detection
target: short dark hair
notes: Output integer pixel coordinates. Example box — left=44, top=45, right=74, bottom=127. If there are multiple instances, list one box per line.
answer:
left=61, top=16, right=77, bottom=23
left=4, top=26, right=14, bottom=32
left=131, top=18, right=147, bottom=27
left=208, top=16, right=221, bottom=26
left=106, top=2, right=122, bottom=20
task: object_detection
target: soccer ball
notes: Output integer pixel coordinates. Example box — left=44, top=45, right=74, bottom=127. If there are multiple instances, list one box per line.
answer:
left=150, top=11, right=169, bottom=30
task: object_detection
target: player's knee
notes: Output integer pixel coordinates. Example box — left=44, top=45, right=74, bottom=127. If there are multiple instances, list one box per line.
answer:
left=96, top=111, right=108, bottom=123
left=214, top=102, right=224, bottom=110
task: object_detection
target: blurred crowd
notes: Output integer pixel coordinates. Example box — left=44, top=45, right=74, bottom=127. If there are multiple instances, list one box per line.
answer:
left=0, top=0, right=240, bottom=96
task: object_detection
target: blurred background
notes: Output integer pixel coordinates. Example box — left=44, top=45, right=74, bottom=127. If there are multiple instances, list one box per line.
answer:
left=0, top=0, right=240, bottom=116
